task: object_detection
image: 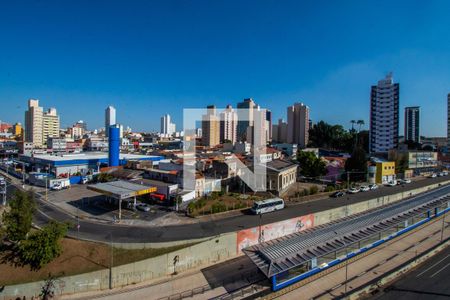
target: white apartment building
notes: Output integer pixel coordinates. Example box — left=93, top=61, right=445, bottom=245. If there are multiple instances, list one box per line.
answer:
left=160, top=114, right=176, bottom=136
left=369, top=73, right=399, bottom=153
left=287, top=102, right=310, bottom=148
left=220, top=105, right=238, bottom=144
left=25, top=99, right=44, bottom=147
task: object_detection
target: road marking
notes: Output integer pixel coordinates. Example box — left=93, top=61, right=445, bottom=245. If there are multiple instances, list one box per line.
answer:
left=416, top=254, right=450, bottom=277
left=430, top=262, right=450, bottom=278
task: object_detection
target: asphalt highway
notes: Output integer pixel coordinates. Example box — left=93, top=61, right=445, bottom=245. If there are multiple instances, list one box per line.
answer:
left=4, top=174, right=450, bottom=243
left=373, top=245, right=450, bottom=300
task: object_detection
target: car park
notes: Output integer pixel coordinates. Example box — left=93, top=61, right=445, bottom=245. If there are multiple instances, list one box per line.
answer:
left=360, top=185, right=370, bottom=192
left=369, top=184, right=378, bottom=190
left=330, top=191, right=345, bottom=198
left=347, top=187, right=360, bottom=194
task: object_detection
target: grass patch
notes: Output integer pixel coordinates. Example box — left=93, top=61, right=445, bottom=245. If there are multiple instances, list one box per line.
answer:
left=0, top=238, right=192, bottom=286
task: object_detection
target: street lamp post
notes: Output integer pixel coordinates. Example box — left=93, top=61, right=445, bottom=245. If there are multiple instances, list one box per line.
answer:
left=109, top=233, right=114, bottom=289
left=335, top=231, right=349, bottom=297
left=441, top=210, right=447, bottom=242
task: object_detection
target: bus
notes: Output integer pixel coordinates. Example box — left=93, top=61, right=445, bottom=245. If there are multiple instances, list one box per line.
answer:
left=251, top=198, right=285, bottom=215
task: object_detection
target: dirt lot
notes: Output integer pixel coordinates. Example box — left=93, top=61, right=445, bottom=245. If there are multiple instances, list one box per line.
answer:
left=0, top=238, right=189, bottom=286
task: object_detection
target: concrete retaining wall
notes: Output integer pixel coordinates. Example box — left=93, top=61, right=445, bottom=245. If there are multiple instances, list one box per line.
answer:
left=0, top=232, right=237, bottom=299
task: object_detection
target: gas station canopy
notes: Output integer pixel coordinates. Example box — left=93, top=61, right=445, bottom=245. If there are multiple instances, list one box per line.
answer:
left=87, top=180, right=156, bottom=200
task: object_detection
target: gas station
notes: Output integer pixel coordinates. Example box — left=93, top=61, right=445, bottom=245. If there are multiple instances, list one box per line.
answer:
left=87, top=180, right=156, bottom=220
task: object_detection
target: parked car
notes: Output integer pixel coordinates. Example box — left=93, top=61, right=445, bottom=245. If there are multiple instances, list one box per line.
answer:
left=330, top=191, right=345, bottom=198
left=360, top=185, right=370, bottom=192
left=386, top=181, right=397, bottom=187
left=399, top=179, right=411, bottom=184
left=428, top=173, right=437, bottom=178
left=136, top=203, right=151, bottom=212
left=347, top=187, right=360, bottom=194
left=369, top=184, right=378, bottom=190
left=443, top=171, right=449, bottom=176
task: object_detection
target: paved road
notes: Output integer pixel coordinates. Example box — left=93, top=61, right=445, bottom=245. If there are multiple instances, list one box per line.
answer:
left=373, top=245, right=450, bottom=300
left=4, top=172, right=450, bottom=243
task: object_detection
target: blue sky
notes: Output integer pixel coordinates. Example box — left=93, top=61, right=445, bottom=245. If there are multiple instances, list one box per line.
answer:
left=1, top=0, right=450, bottom=136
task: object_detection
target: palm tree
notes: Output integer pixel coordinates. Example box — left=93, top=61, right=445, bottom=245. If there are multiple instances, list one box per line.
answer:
left=356, top=120, right=365, bottom=132
left=350, top=120, right=356, bottom=132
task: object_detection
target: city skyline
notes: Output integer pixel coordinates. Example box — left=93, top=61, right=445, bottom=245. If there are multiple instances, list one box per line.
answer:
left=1, top=1, right=450, bottom=135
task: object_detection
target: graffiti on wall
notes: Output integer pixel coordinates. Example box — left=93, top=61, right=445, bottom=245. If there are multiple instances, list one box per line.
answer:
left=236, top=214, right=314, bottom=254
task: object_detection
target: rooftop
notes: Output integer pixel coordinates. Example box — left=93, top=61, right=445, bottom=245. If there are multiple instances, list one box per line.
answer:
left=87, top=180, right=157, bottom=200
left=20, top=152, right=163, bottom=163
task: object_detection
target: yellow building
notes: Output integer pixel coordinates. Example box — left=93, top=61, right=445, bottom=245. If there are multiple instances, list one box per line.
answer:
left=375, top=161, right=396, bottom=184
left=12, top=123, right=22, bottom=136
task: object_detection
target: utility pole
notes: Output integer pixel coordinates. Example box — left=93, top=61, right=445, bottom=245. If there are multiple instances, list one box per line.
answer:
left=441, top=211, right=447, bottom=242
left=109, top=233, right=114, bottom=289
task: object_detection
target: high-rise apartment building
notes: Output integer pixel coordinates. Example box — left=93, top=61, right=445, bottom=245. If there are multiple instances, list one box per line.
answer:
left=25, top=99, right=44, bottom=147
left=105, top=106, right=116, bottom=137
left=404, top=106, right=420, bottom=143
left=272, top=118, right=288, bottom=143
left=266, top=110, right=272, bottom=142
left=43, top=108, right=60, bottom=143
left=236, top=98, right=257, bottom=141
left=447, top=93, right=450, bottom=148
left=160, top=114, right=176, bottom=136
left=369, top=73, right=399, bottom=153
left=220, top=105, right=238, bottom=144
left=287, top=102, right=310, bottom=148
left=201, top=105, right=220, bottom=148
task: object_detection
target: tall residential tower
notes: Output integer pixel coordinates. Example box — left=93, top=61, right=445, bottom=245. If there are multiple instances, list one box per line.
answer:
left=404, top=106, right=420, bottom=143
left=287, top=102, right=310, bottom=148
left=369, top=73, right=399, bottom=153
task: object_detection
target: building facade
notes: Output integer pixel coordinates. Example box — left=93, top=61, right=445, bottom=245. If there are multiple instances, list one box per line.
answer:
left=43, top=108, right=60, bottom=142
left=105, top=106, right=116, bottom=137
left=287, top=102, right=309, bottom=148
left=160, top=114, right=176, bottom=136
left=201, top=105, right=220, bottom=148
left=404, top=106, right=420, bottom=143
left=25, top=99, right=44, bottom=147
left=236, top=98, right=257, bottom=142
left=447, top=93, right=450, bottom=148
left=369, top=73, right=400, bottom=153
left=220, top=105, right=238, bottom=144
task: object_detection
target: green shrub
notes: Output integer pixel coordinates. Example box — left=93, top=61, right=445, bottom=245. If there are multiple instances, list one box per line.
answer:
left=309, top=186, right=319, bottom=195
left=211, top=202, right=227, bottom=214
left=324, top=185, right=335, bottom=192
left=303, top=188, right=310, bottom=196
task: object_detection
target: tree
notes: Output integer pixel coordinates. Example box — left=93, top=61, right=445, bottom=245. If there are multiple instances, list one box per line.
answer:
left=18, top=221, right=69, bottom=269
left=396, top=155, right=409, bottom=174
left=2, top=190, right=36, bottom=242
left=297, top=151, right=327, bottom=178
left=345, top=146, right=368, bottom=182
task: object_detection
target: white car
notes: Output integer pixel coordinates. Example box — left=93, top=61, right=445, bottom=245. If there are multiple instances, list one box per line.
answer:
left=400, top=179, right=411, bottom=184
left=429, top=173, right=437, bottom=178
left=360, top=185, right=370, bottom=192
left=386, top=181, right=397, bottom=187
left=369, top=184, right=378, bottom=190
left=347, top=187, right=360, bottom=194
left=443, top=171, right=449, bottom=176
